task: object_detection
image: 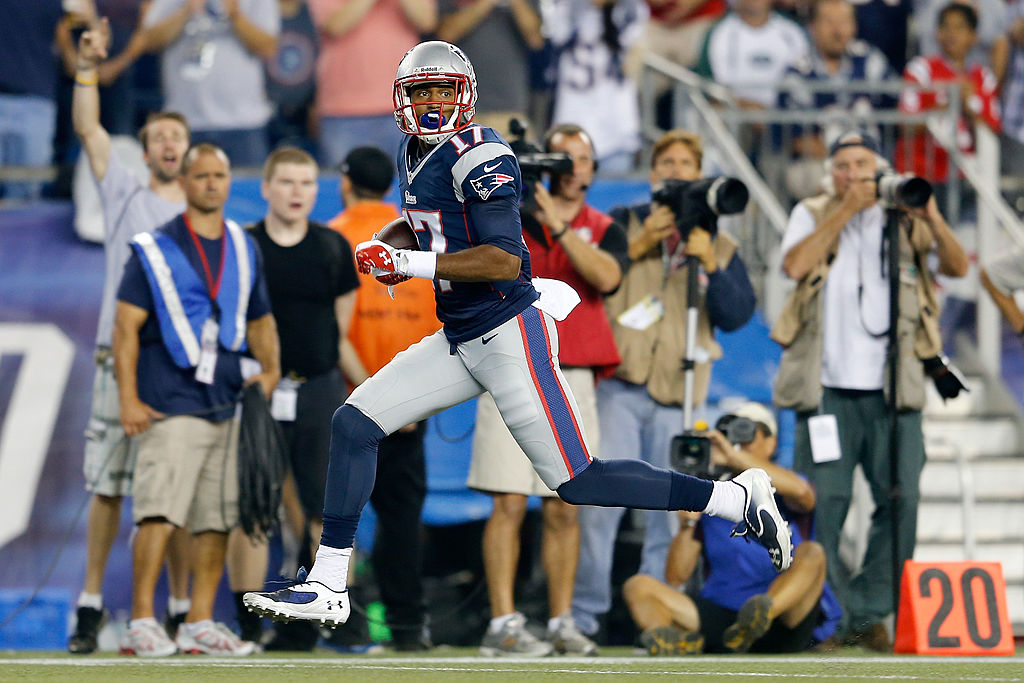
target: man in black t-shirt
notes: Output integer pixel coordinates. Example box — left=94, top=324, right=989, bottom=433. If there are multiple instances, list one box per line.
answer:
left=233, top=147, right=359, bottom=648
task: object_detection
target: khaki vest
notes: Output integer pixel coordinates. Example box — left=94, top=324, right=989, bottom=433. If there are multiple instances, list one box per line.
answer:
left=605, top=209, right=739, bottom=407
left=771, top=194, right=943, bottom=412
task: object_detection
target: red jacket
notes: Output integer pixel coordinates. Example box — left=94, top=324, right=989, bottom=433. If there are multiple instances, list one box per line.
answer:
left=524, top=205, right=621, bottom=377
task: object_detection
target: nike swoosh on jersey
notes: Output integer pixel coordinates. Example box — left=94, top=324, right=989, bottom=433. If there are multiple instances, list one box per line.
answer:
left=483, top=161, right=501, bottom=173
left=482, top=334, right=498, bottom=344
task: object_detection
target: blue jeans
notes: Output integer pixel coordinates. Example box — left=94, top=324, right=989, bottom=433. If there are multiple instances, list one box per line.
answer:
left=319, top=114, right=404, bottom=168
left=571, top=377, right=680, bottom=635
left=191, top=127, right=269, bottom=168
left=0, top=94, right=56, bottom=199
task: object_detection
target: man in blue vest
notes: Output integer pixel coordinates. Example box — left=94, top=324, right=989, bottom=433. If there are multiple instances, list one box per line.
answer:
left=113, top=143, right=280, bottom=657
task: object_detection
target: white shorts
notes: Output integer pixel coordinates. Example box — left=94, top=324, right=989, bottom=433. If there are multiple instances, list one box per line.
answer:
left=467, top=367, right=600, bottom=497
left=83, top=355, right=137, bottom=497
left=348, top=306, right=593, bottom=490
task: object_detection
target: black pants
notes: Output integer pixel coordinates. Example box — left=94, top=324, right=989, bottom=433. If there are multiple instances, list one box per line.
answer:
left=370, top=422, right=428, bottom=637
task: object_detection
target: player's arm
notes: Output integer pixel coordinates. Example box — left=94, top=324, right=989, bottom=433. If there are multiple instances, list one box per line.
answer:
left=72, top=19, right=113, bottom=180
left=436, top=244, right=522, bottom=281
left=113, top=301, right=164, bottom=435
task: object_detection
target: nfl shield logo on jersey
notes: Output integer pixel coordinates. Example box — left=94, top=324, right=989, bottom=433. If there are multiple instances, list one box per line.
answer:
left=470, top=172, right=515, bottom=201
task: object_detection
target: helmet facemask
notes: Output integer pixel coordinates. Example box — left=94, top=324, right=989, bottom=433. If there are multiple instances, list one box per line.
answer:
left=393, top=75, right=475, bottom=145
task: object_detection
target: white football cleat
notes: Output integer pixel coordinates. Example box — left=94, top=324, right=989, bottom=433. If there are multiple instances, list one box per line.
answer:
left=730, top=468, right=794, bottom=572
left=244, top=578, right=350, bottom=628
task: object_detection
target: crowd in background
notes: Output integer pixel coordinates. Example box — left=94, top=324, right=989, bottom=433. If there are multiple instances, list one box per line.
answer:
left=3, top=0, right=1024, bottom=195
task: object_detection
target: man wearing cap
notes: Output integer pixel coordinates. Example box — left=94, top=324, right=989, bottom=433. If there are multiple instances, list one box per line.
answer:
left=623, top=402, right=840, bottom=655
left=329, top=145, right=439, bottom=651
left=771, top=132, right=968, bottom=650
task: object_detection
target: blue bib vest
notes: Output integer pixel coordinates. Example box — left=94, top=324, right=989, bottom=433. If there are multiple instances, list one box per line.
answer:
left=131, top=219, right=256, bottom=369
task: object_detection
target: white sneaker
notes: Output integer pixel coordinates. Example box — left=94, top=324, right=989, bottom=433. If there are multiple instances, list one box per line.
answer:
left=730, top=468, right=794, bottom=572
left=547, top=614, right=598, bottom=656
left=244, top=581, right=350, bottom=627
left=176, top=620, right=256, bottom=656
left=120, top=617, right=177, bottom=657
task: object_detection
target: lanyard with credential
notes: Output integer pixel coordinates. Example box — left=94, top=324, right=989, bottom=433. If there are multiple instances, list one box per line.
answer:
left=183, top=215, right=227, bottom=384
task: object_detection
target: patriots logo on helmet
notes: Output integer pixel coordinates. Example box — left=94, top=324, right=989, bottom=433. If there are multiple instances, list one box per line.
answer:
left=470, top=172, right=514, bottom=201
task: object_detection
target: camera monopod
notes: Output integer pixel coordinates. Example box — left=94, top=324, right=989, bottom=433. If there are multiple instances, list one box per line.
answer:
left=669, top=255, right=712, bottom=473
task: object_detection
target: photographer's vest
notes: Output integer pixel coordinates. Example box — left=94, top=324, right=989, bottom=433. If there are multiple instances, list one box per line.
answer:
left=604, top=206, right=737, bottom=407
left=771, top=194, right=942, bottom=412
left=131, top=218, right=255, bottom=369
left=524, top=205, right=621, bottom=376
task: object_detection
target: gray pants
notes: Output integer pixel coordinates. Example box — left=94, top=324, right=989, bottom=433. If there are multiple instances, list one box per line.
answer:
left=793, top=388, right=925, bottom=631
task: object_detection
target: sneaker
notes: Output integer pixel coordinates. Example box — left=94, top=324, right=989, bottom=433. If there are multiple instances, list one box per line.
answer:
left=120, top=617, right=178, bottom=657
left=68, top=606, right=106, bottom=654
left=638, top=625, right=704, bottom=656
left=730, top=468, right=794, bottom=572
left=164, top=611, right=187, bottom=639
left=176, top=620, right=256, bottom=656
left=723, top=593, right=773, bottom=653
left=480, top=613, right=554, bottom=657
left=547, top=614, right=598, bottom=656
left=244, top=571, right=350, bottom=628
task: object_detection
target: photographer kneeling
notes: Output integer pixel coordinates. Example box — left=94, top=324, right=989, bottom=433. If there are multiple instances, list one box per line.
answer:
left=623, top=404, right=840, bottom=655
left=773, top=132, right=968, bottom=650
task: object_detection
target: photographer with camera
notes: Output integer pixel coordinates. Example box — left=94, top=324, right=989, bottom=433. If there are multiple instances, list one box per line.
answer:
left=466, top=122, right=627, bottom=656
left=571, top=129, right=757, bottom=640
left=623, top=403, right=840, bottom=655
left=772, top=131, right=968, bottom=651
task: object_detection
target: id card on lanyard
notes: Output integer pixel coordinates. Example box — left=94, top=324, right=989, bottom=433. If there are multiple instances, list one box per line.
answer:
left=185, top=216, right=227, bottom=385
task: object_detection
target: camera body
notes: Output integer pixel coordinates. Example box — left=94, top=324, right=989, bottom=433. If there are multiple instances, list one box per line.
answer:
left=669, top=414, right=759, bottom=480
left=875, top=171, right=932, bottom=209
left=652, top=177, right=750, bottom=239
left=507, top=118, right=573, bottom=211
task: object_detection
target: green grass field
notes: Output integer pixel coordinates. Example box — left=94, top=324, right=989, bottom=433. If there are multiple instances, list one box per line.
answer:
left=3, top=649, right=1024, bottom=682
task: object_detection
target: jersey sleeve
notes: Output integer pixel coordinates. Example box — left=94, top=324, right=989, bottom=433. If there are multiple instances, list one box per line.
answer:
left=452, top=145, right=521, bottom=205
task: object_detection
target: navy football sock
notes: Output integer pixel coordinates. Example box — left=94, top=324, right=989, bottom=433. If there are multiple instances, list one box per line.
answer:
left=556, top=458, right=713, bottom=511
left=320, top=405, right=385, bottom=549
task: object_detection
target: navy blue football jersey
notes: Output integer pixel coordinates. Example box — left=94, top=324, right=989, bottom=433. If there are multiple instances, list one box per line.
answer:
left=398, top=124, right=539, bottom=343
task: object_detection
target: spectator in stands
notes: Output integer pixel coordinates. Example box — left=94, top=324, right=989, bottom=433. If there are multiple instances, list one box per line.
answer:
left=898, top=2, right=1001, bottom=184
left=466, top=123, right=625, bottom=657
left=0, top=0, right=63, bottom=200
left=308, top=0, right=436, bottom=167
left=694, top=0, right=809, bottom=110
left=141, top=0, right=280, bottom=167
left=988, top=0, right=1024, bottom=173
left=623, top=403, right=840, bottom=655
left=542, top=0, right=648, bottom=174
left=330, top=146, right=438, bottom=651
left=917, top=0, right=1006, bottom=69
left=67, top=19, right=193, bottom=655
left=264, top=0, right=319, bottom=152
left=851, top=0, right=911, bottom=72
left=114, top=143, right=280, bottom=656
left=773, top=131, right=968, bottom=651
left=232, top=147, right=359, bottom=650
left=437, top=0, right=543, bottom=138
left=641, top=0, right=726, bottom=71
left=778, top=0, right=893, bottom=199
left=572, top=129, right=756, bottom=639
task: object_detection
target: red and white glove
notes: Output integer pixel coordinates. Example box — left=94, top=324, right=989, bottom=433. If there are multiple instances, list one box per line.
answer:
left=355, top=239, right=410, bottom=286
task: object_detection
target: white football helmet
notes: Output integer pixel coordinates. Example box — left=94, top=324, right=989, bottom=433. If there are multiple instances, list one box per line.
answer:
left=393, top=41, right=477, bottom=145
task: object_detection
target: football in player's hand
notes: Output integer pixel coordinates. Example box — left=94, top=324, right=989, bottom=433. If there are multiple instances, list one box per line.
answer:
left=375, top=217, right=419, bottom=251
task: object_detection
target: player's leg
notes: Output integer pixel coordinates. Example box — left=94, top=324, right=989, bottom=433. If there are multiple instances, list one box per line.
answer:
left=245, top=331, right=483, bottom=624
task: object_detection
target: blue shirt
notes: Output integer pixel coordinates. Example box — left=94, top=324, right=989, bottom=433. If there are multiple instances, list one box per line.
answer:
left=117, top=215, right=272, bottom=422
left=398, top=125, right=539, bottom=343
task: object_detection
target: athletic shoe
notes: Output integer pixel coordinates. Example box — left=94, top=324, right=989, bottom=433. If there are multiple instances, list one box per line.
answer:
left=120, top=617, right=178, bottom=657
left=638, top=625, right=704, bottom=656
left=480, top=613, right=554, bottom=657
left=68, top=606, right=106, bottom=654
left=243, top=571, right=350, bottom=628
left=164, top=611, right=187, bottom=639
left=547, top=614, right=598, bottom=656
left=176, top=620, right=256, bottom=656
left=723, top=593, right=773, bottom=653
left=730, top=468, right=794, bottom=572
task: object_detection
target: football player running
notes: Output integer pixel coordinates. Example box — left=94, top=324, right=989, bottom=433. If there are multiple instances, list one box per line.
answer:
left=244, top=41, right=793, bottom=629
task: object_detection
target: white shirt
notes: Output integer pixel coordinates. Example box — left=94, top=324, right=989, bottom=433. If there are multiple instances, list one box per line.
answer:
left=781, top=202, right=889, bottom=390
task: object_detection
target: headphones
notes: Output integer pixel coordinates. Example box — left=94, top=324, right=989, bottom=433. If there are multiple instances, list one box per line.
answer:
left=543, top=124, right=599, bottom=173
